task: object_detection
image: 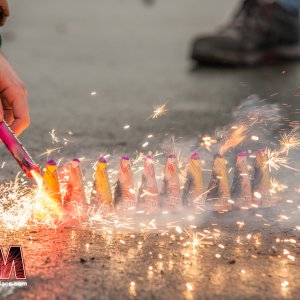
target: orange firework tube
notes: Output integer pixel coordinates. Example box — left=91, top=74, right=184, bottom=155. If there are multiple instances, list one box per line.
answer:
left=160, top=154, right=182, bottom=210
left=90, top=156, right=113, bottom=210
left=58, top=158, right=87, bottom=208
left=252, top=149, right=272, bottom=207
left=230, top=152, right=252, bottom=209
left=182, top=152, right=204, bottom=208
left=42, top=160, right=62, bottom=206
left=137, top=155, right=159, bottom=213
left=206, top=154, right=231, bottom=212
left=114, top=156, right=136, bottom=211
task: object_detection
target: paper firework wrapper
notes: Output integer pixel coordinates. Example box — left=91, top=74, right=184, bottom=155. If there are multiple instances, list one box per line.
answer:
left=230, top=152, right=252, bottom=209
left=182, top=152, right=204, bottom=208
left=58, top=158, right=87, bottom=209
left=160, top=154, right=182, bottom=210
left=137, top=155, right=159, bottom=213
left=206, top=154, right=231, bottom=212
left=33, top=159, right=62, bottom=221
left=42, top=159, right=62, bottom=206
left=114, top=156, right=136, bottom=212
left=252, top=150, right=272, bottom=208
left=90, top=156, right=113, bottom=211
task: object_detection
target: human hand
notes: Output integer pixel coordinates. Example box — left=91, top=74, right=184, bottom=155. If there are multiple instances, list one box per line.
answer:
left=0, top=50, right=30, bottom=136
left=0, top=0, right=9, bottom=26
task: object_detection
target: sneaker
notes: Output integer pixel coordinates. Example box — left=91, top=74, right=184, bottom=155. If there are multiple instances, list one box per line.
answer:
left=190, top=0, right=300, bottom=66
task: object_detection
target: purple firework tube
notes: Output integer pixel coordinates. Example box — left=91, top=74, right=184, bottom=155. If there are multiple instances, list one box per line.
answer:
left=0, top=121, right=40, bottom=177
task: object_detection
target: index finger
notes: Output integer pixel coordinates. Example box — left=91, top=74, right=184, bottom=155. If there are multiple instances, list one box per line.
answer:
left=2, top=85, right=30, bottom=136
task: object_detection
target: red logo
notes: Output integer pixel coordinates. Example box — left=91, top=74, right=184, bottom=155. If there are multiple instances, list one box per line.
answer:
left=0, top=246, right=26, bottom=280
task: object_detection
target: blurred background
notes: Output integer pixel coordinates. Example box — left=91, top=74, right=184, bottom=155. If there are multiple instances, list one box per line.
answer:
left=1, top=0, right=300, bottom=177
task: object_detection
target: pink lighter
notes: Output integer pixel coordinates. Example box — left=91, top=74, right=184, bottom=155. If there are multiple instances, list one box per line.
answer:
left=0, top=121, right=40, bottom=178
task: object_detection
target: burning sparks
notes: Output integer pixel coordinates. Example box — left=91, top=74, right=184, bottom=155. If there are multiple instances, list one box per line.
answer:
left=219, top=124, right=247, bottom=155
left=270, top=178, right=288, bottom=194
left=1, top=96, right=300, bottom=299
left=200, top=136, right=217, bottom=152
left=0, top=174, right=35, bottom=229
left=1, top=118, right=299, bottom=233
left=186, top=282, right=193, bottom=291
left=264, top=149, right=300, bottom=173
left=38, top=146, right=64, bottom=157
left=148, top=103, right=168, bottom=119
left=0, top=169, right=63, bottom=229
left=50, top=129, right=60, bottom=143
left=265, top=149, right=288, bottom=172
left=280, top=127, right=300, bottom=155
left=31, top=169, right=63, bottom=224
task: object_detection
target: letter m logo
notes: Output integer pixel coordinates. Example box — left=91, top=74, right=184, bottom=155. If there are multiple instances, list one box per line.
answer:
left=0, top=246, right=26, bottom=280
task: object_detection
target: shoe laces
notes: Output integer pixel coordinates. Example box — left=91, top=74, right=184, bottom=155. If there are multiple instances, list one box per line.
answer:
left=221, top=0, right=264, bottom=32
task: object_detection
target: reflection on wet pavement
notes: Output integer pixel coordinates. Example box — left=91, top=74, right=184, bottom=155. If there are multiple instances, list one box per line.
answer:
left=0, top=207, right=299, bottom=300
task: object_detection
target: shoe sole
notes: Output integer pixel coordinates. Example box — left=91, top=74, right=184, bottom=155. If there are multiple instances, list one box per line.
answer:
left=191, top=44, right=300, bottom=66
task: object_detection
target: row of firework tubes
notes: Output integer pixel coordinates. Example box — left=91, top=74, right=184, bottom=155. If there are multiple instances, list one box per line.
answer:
left=41, top=149, right=271, bottom=215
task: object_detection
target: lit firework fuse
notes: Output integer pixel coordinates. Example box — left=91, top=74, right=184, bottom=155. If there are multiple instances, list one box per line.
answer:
left=252, top=150, right=272, bottom=207
left=230, top=152, right=252, bottom=209
left=182, top=152, right=204, bottom=208
left=90, top=156, right=113, bottom=211
left=137, top=155, right=159, bottom=213
left=160, top=154, right=182, bottom=210
left=58, top=158, right=87, bottom=210
left=114, top=156, right=136, bottom=212
left=206, top=154, right=231, bottom=212
left=42, top=160, right=62, bottom=206
left=0, top=121, right=40, bottom=177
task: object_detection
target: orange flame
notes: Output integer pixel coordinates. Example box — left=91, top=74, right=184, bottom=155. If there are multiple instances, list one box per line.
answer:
left=219, top=125, right=247, bottom=156
left=30, top=170, right=63, bottom=223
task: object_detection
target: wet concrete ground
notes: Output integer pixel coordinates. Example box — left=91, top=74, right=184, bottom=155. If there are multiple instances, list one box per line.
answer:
left=2, top=207, right=300, bottom=300
left=1, top=0, right=300, bottom=299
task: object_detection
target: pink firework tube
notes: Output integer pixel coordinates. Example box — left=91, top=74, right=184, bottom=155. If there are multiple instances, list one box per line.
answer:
left=58, top=158, right=87, bottom=209
left=252, top=150, right=272, bottom=208
left=90, top=156, right=113, bottom=211
left=0, top=121, right=40, bottom=177
left=206, top=154, right=231, bottom=212
left=160, top=154, right=182, bottom=210
left=114, top=156, right=136, bottom=211
left=182, top=152, right=204, bottom=208
left=230, top=152, right=252, bottom=209
left=137, top=155, right=159, bottom=213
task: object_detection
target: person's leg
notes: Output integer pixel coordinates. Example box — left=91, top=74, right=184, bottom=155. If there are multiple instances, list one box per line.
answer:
left=277, top=0, right=300, bottom=11
left=190, top=0, right=300, bottom=66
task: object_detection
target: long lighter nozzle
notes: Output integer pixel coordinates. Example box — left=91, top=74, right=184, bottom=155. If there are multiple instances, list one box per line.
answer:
left=0, top=121, right=40, bottom=177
